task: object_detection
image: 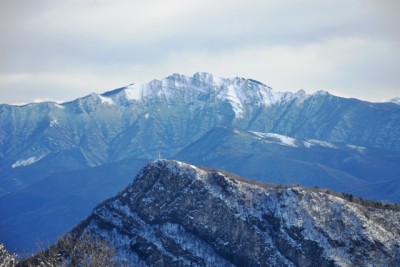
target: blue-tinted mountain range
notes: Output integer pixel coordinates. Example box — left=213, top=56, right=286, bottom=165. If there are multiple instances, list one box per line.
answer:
left=1, top=72, right=399, bottom=252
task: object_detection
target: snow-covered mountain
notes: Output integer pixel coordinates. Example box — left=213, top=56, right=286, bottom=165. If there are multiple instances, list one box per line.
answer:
left=31, top=160, right=400, bottom=266
left=1, top=72, right=400, bottom=253
left=1, top=72, right=399, bottom=172
left=99, top=72, right=307, bottom=117
left=390, top=97, right=400, bottom=105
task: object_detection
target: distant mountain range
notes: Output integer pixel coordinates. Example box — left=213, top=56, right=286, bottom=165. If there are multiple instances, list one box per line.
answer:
left=390, top=97, right=400, bottom=105
left=1, top=72, right=399, bottom=253
left=22, top=160, right=400, bottom=266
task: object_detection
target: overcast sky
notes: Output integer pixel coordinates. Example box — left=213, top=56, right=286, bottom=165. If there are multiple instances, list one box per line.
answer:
left=1, top=0, right=399, bottom=104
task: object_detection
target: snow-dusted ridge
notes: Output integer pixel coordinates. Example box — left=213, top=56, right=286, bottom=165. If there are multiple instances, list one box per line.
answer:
left=69, top=72, right=314, bottom=118
left=5, top=72, right=328, bottom=118
left=11, top=73, right=400, bottom=109
left=98, top=95, right=114, bottom=105
left=114, top=72, right=311, bottom=117
left=3, top=71, right=400, bottom=258
left=59, top=159, right=400, bottom=266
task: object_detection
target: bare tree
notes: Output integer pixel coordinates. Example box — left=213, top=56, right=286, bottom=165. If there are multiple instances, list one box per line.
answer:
left=20, top=233, right=115, bottom=267
left=0, top=242, right=17, bottom=267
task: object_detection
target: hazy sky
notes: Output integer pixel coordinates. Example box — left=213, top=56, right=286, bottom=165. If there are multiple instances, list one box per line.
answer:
left=1, top=0, right=399, bottom=104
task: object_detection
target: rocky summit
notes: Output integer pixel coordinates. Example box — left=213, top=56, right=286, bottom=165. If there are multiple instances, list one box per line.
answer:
left=67, top=160, right=400, bottom=266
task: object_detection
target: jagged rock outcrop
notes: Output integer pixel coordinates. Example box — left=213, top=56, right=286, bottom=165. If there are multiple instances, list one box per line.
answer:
left=70, top=160, right=400, bottom=266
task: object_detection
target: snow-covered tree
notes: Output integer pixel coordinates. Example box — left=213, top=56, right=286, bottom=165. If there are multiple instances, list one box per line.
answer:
left=20, top=234, right=115, bottom=267
left=0, top=243, right=17, bottom=267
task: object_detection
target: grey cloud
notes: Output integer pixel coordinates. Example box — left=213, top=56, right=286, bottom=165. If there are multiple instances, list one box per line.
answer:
left=1, top=0, right=399, bottom=103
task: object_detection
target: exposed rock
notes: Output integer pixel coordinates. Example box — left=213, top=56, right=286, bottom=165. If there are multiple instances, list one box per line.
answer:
left=68, top=160, right=400, bottom=266
left=2, top=72, right=400, bottom=254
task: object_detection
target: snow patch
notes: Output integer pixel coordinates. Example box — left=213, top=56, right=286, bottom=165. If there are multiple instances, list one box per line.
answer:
left=124, top=84, right=143, bottom=101
left=98, top=95, right=114, bottom=105
left=50, top=119, right=58, bottom=127
left=307, top=139, right=337, bottom=148
left=259, top=90, right=284, bottom=106
left=225, top=84, right=245, bottom=118
left=211, top=75, right=225, bottom=88
left=347, top=144, right=366, bottom=153
left=303, top=141, right=315, bottom=148
left=55, top=103, right=65, bottom=109
left=251, top=132, right=298, bottom=147
left=12, top=155, right=45, bottom=168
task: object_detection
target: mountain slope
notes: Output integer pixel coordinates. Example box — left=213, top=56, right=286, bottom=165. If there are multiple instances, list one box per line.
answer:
left=1, top=72, right=400, bottom=177
left=1, top=72, right=400, bottom=254
left=54, top=160, right=400, bottom=266
left=176, top=126, right=400, bottom=203
left=0, top=158, right=147, bottom=253
left=1, top=72, right=399, bottom=196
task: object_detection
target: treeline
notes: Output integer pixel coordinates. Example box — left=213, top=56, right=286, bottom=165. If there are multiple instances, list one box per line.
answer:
left=197, top=165, right=400, bottom=212
left=323, top=190, right=400, bottom=212
left=17, top=234, right=116, bottom=267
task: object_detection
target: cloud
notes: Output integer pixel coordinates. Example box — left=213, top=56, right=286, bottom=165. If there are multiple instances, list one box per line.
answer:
left=1, top=0, right=399, bottom=103
left=161, top=36, right=399, bottom=97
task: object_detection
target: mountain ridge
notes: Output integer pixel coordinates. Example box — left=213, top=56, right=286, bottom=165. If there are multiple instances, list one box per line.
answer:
left=1, top=72, right=399, bottom=169
left=29, top=160, right=400, bottom=266
left=1, top=72, right=400, bottom=254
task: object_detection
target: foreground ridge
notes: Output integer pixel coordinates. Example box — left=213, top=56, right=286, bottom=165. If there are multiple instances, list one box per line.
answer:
left=28, top=160, right=400, bottom=266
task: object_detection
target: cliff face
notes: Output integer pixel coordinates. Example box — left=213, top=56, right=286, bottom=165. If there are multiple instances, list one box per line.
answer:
left=72, top=160, right=400, bottom=266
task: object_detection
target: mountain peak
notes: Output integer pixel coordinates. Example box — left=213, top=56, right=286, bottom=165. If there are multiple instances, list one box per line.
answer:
left=3, top=72, right=400, bottom=257
left=10, top=73, right=305, bottom=116
left=54, top=160, right=400, bottom=266
left=313, top=90, right=330, bottom=96
left=101, top=87, right=126, bottom=97
left=90, top=72, right=300, bottom=118
left=149, top=159, right=204, bottom=179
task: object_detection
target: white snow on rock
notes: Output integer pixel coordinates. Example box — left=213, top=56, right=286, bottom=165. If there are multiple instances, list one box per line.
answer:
left=303, top=141, right=315, bottom=148
left=109, top=72, right=311, bottom=118
left=217, top=83, right=245, bottom=117
left=124, top=84, right=145, bottom=101
left=11, top=155, right=45, bottom=168
left=80, top=160, right=400, bottom=266
left=55, top=103, right=65, bottom=109
left=98, top=95, right=114, bottom=105
left=307, top=139, right=337, bottom=148
left=347, top=144, right=366, bottom=153
left=50, top=119, right=58, bottom=127
left=251, top=131, right=298, bottom=147
left=123, top=80, right=167, bottom=101
left=250, top=131, right=368, bottom=152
